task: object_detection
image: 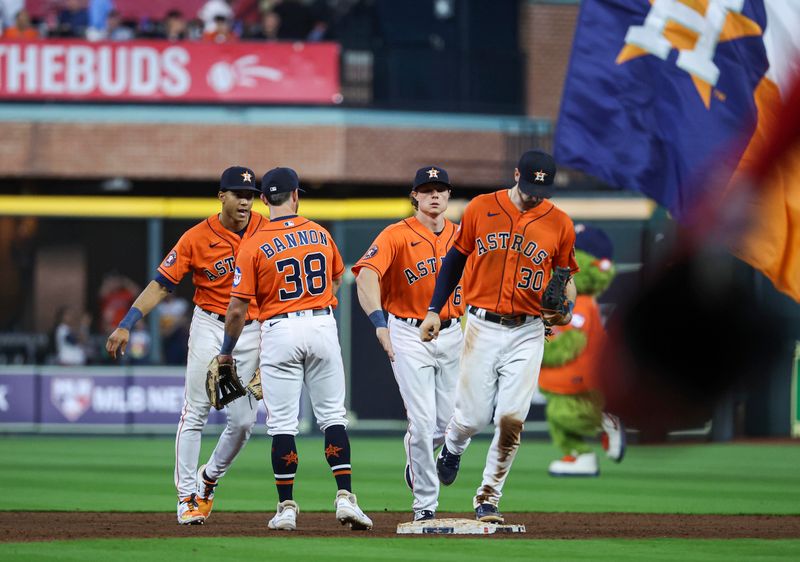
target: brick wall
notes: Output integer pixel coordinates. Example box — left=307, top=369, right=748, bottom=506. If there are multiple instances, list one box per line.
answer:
left=520, top=1, right=579, bottom=120
left=0, top=121, right=536, bottom=187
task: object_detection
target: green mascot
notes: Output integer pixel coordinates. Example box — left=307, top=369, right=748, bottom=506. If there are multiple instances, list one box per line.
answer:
left=538, top=224, right=625, bottom=476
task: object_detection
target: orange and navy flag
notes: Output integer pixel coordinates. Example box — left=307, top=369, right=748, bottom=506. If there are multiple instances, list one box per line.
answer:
left=554, top=0, right=800, bottom=301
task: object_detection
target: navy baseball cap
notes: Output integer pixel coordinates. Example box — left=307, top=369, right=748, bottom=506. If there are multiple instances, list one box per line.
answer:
left=517, top=150, right=556, bottom=198
left=261, top=167, right=305, bottom=195
left=220, top=165, right=260, bottom=192
left=412, top=166, right=451, bottom=190
left=575, top=224, right=614, bottom=260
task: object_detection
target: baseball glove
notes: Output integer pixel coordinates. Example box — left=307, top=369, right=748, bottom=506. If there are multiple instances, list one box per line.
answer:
left=541, top=266, right=572, bottom=320
left=246, top=368, right=263, bottom=401
left=206, top=356, right=246, bottom=410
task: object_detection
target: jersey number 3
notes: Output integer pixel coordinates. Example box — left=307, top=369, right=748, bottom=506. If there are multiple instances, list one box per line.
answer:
left=276, top=252, right=327, bottom=301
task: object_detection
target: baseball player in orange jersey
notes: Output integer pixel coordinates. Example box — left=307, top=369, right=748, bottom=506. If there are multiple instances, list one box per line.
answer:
left=216, top=167, right=372, bottom=532
left=105, top=166, right=266, bottom=525
left=419, top=150, right=578, bottom=523
left=352, top=166, right=465, bottom=522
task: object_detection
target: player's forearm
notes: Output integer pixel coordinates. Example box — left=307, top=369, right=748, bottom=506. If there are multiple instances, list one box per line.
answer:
left=356, top=269, right=388, bottom=329
left=118, top=280, right=169, bottom=330
left=219, top=296, right=249, bottom=355
left=332, top=276, right=343, bottom=294
left=355, top=270, right=382, bottom=315
left=428, top=247, right=467, bottom=314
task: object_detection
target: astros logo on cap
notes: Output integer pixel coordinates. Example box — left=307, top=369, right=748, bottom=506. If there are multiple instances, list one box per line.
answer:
left=534, top=170, right=548, bottom=183
left=426, top=168, right=440, bottom=179
left=241, top=171, right=253, bottom=183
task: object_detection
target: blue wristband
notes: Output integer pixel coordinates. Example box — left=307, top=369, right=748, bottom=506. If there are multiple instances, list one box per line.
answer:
left=220, top=334, right=237, bottom=355
left=118, top=307, right=143, bottom=331
left=567, top=300, right=575, bottom=315
left=368, top=310, right=387, bottom=329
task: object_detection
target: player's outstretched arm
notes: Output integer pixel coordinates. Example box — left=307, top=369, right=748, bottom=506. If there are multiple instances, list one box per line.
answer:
left=106, top=280, right=170, bottom=359
left=217, top=296, right=249, bottom=363
left=421, top=247, right=468, bottom=342
left=355, top=269, right=394, bottom=361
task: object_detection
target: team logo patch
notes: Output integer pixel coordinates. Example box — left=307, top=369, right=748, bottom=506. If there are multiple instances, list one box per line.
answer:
left=233, top=266, right=242, bottom=287
left=362, top=245, right=379, bottom=260
left=163, top=250, right=177, bottom=267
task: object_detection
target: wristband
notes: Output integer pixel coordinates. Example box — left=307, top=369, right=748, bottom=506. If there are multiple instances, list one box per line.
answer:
left=368, top=310, right=387, bottom=329
left=118, top=307, right=143, bottom=331
left=567, top=300, right=575, bottom=315
left=220, top=334, right=237, bottom=355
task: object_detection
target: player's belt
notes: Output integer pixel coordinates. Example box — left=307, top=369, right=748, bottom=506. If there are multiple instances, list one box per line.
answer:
left=468, top=305, right=537, bottom=327
left=268, top=306, right=332, bottom=320
left=201, top=308, right=254, bottom=326
left=394, top=316, right=458, bottom=330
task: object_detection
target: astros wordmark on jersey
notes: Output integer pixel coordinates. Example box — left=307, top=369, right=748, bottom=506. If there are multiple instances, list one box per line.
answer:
left=158, top=213, right=266, bottom=320
left=352, top=216, right=465, bottom=321
left=455, top=191, right=578, bottom=316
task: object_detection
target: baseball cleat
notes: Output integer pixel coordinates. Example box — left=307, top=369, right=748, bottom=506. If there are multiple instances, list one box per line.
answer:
left=548, top=451, right=600, bottom=477
left=436, top=444, right=461, bottom=486
left=404, top=464, right=413, bottom=490
left=195, top=464, right=217, bottom=518
left=601, top=413, right=626, bottom=462
left=177, top=494, right=206, bottom=525
left=268, top=500, right=298, bottom=531
left=334, top=490, right=373, bottom=530
left=475, top=503, right=504, bottom=524
left=413, top=509, right=435, bottom=521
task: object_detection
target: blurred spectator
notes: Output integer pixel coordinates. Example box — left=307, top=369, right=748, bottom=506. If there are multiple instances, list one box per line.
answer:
left=0, top=0, right=22, bottom=33
left=99, top=272, right=140, bottom=335
left=203, top=14, right=236, bottom=43
left=56, top=0, right=89, bottom=38
left=272, top=0, right=312, bottom=40
left=246, top=9, right=279, bottom=40
left=127, top=321, right=152, bottom=365
left=2, top=9, right=38, bottom=40
left=53, top=307, right=90, bottom=366
left=307, top=0, right=331, bottom=41
left=86, top=0, right=113, bottom=40
left=157, top=293, right=189, bottom=365
left=159, top=9, right=187, bottom=41
left=186, top=17, right=204, bottom=40
left=106, top=10, right=134, bottom=40
left=199, top=0, right=234, bottom=33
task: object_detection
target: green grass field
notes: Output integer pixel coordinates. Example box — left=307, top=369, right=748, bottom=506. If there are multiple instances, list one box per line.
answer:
left=1, top=435, right=799, bottom=561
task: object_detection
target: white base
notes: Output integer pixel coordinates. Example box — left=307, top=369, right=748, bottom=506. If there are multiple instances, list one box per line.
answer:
left=396, top=518, right=526, bottom=535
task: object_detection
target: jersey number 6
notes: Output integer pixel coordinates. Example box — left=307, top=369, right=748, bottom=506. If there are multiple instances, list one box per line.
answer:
left=276, top=252, right=327, bottom=301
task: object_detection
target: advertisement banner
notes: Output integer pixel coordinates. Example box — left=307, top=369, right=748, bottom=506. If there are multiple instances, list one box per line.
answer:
left=0, top=40, right=340, bottom=104
left=0, top=369, right=37, bottom=424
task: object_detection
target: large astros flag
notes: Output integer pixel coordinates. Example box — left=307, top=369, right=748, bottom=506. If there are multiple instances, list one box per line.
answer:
left=554, top=0, right=800, bottom=301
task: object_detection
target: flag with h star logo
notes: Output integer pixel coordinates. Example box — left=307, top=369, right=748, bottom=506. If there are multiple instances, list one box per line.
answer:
left=554, top=0, right=800, bottom=301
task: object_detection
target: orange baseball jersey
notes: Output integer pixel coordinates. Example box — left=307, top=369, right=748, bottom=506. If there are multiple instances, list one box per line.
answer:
left=455, top=189, right=578, bottom=316
left=230, top=215, right=345, bottom=320
left=351, top=216, right=465, bottom=321
left=538, top=295, right=605, bottom=395
left=157, top=213, right=266, bottom=320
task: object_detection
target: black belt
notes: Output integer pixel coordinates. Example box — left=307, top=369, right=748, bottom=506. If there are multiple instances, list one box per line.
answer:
left=202, top=308, right=254, bottom=326
left=268, top=307, right=332, bottom=320
left=468, top=305, right=537, bottom=327
left=395, top=316, right=458, bottom=330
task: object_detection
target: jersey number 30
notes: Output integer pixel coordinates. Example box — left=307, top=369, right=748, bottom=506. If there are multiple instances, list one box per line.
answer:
left=276, top=252, right=327, bottom=301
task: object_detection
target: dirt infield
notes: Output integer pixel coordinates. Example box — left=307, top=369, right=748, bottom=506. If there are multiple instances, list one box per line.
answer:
left=3, top=512, right=800, bottom=542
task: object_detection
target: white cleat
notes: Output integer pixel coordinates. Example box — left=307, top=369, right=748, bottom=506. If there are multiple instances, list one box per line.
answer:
left=334, top=490, right=373, bottom=530
left=601, top=413, right=626, bottom=462
left=548, top=451, right=600, bottom=477
left=268, top=500, right=298, bottom=531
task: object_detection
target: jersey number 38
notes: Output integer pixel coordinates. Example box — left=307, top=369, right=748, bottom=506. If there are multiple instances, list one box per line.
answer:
left=276, top=252, right=327, bottom=301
